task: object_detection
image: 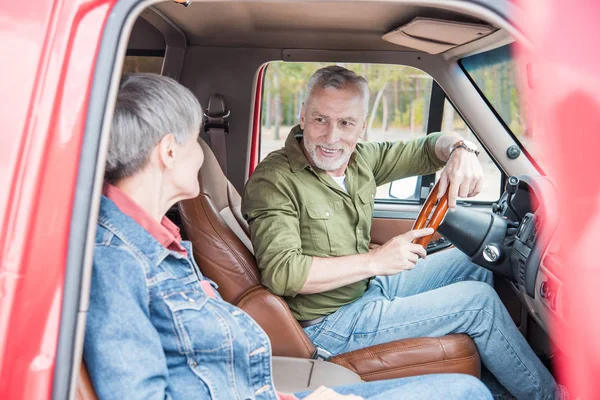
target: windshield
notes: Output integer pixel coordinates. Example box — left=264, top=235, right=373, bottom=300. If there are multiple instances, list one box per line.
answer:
left=460, top=45, right=544, bottom=171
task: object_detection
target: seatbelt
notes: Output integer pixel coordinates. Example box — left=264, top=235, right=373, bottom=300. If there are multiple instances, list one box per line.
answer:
left=204, top=94, right=230, bottom=175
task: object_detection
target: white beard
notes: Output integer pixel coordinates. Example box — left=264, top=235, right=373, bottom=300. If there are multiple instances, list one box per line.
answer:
left=303, top=138, right=352, bottom=171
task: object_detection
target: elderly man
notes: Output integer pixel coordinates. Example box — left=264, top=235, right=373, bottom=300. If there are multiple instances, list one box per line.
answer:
left=242, top=66, right=558, bottom=399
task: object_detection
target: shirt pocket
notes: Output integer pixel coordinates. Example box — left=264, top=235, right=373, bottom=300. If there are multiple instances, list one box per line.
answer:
left=162, top=290, right=232, bottom=355
left=306, top=200, right=344, bottom=254
left=357, top=187, right=376, bottom=219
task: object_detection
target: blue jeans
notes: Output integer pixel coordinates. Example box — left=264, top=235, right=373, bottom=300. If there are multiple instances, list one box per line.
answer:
left=304, top=249, right=557, bottom=400
left=295, top=373, right=492, bottom=399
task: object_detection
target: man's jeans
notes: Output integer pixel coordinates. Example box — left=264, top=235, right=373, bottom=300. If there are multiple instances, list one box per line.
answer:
left=295, top=373, right=492, bottom=399
left=304, top=249, right=557, bottom=400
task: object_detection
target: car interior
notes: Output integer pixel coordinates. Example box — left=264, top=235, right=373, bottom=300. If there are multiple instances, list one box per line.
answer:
left=68, top=0, right=567, bottom=398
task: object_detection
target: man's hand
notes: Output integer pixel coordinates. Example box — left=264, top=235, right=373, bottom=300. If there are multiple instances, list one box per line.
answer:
left=303, top=386, right=364, bottom=400
left=368, top=228, right=433, bottom=275
left=437, top=148, right=483, bottom=209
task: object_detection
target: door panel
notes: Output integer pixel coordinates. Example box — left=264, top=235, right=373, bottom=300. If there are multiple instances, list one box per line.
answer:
left=371, top=203, right=492, bottom=245
left=371, top=217, right=442, bottom=245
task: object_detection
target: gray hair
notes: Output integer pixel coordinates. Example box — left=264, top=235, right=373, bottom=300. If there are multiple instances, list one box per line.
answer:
left=105, top=73, right=202, bottom=184
left=305, top=65, right=370, bottom=114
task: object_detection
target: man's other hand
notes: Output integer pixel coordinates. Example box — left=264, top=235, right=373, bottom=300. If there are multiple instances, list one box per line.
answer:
left=437, top=148, right=484, bottom=209
left=368, top=228, right=433, bottom=275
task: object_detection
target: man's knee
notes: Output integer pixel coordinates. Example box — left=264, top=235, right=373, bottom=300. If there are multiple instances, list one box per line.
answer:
left=453, top=280, right=499, bottom=309
left=447, top=249, right=493, bottom=284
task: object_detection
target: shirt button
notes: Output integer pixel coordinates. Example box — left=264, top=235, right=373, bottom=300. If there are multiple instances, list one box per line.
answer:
left=357, top=228, right=361, bottom=233
left=371, top=194, right=374, bottom=198
left=325, top=212, right=330, bottom=217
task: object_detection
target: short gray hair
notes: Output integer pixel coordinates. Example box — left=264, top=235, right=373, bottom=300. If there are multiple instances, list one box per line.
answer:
left=105, top=73, right=202, bottom=184
left=305, top=65, right=370, bottom=114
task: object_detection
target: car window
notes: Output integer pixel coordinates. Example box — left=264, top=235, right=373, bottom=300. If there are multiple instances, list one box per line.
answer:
left=460, top=44, right=543, bottom=171
left=436, top=99, right=501, bottom=202
left=260, top=62, right=432, bottom=200
left=122, top=54, right=164, bottom=74
left=260, top=62, right=501, bottom=203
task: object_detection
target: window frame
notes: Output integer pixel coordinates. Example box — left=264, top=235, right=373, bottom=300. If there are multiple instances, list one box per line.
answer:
left=376, top=81, right=504, bottom=207
left=458, top=45, right=545, bottom=175
left=252, top=62, right=504, bottom=205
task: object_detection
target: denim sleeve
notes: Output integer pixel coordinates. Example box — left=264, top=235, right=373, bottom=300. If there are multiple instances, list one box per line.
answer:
left=84, top=245, right=171, bottom=400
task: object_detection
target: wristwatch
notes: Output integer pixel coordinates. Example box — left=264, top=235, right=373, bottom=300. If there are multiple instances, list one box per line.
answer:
left=450, top=139, right=480, bottom=157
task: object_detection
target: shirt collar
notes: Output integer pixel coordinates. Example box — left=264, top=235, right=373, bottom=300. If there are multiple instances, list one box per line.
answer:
left=284, top=125, right=312, bottom=173
left=102, top=183, right=187, bottom=255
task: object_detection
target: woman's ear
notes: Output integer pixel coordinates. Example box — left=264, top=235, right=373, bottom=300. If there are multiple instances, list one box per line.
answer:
left=157, top=133, right=177, bottom=169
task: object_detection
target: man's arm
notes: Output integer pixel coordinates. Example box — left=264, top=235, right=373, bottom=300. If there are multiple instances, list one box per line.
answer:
left=243, top=170, right=435, bottom=295
left=433, top=132, right=484, bottom=208
left=433, top=132, right=464, bottom=162
left=242, top=169, right=315, bottom=297
left=299, top=228, right=432, bottom=294
left=358, top=133, right=446, bottom=187
left=84, top=246, right=172, bottom=400
left=360, top=131, right=483, bottom=209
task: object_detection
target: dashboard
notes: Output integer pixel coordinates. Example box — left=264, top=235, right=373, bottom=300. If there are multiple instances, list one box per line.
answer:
left=493, top=175, right=562, bottom=333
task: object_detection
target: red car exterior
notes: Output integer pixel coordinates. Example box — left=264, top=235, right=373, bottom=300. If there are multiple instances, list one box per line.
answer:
left=1, top=0, right=598, bottom=398
left=0, top=1, right=115, bottom=397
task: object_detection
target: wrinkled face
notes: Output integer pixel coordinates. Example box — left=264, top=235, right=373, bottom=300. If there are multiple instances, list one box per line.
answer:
left=166, top=129, right=204, bottom=199
left=300, top=85, right=366, bottom=176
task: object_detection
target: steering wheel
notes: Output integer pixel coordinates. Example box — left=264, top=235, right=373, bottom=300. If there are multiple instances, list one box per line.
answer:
left=411, top=181, right=449, bottom=248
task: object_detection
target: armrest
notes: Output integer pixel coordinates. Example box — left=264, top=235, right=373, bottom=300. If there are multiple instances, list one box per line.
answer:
left=330, top=334, right=480, bottom=381
left=272, top=357, right=362, bottom=394
left=236, top=286, right=316, bottom=359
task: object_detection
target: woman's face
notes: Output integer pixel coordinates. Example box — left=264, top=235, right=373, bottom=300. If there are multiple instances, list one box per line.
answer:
left=169, top=130, right=204, bottom=200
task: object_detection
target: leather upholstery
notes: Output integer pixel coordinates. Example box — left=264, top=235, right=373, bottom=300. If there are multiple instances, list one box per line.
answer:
left=77, top=363, right=98, bottom=400
left=237, top=286, right=316, bottom=358
left=330, top=334, right=481, bottom=381
left=179, top=139, right=260, bottom=304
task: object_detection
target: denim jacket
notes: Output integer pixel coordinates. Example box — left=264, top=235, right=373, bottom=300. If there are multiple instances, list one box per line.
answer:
left=84, top=196, right=278, bottom=400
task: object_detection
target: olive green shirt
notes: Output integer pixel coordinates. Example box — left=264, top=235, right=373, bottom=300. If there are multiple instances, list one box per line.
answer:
left=242, top=125, right=446, bottom=320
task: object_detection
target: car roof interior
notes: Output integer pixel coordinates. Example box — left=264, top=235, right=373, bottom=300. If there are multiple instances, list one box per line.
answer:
left=125, top=0, right=535, bottom=194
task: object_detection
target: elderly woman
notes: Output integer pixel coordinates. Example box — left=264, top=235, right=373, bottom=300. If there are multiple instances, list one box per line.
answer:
left=83, top=73, right=492, bottom=400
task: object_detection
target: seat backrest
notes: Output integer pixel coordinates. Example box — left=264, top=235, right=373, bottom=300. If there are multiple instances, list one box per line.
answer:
left=179, top=139, right=316, bottom=358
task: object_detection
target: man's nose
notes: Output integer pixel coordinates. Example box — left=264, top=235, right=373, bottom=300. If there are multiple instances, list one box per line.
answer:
left=324, top=123, right=341, bottom=144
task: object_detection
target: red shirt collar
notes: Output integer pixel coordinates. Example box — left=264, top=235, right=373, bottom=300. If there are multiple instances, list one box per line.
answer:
left=102, top=183, right=187, bottom=256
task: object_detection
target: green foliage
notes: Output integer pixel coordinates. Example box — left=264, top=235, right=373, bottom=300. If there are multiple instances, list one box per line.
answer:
left=263, top=60, right=523, bottom=135
left=262, top=62, right=433, bottom=129
left=465, top=60, right=524, bottom=137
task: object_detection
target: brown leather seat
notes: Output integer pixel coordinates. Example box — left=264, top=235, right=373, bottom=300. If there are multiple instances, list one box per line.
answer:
left=178, top=139, right=481, bottom=381
left=77, top=363, right=98, bottom=400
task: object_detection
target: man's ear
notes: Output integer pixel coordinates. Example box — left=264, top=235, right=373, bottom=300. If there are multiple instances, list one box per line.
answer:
left=360, top=119, right=367, bottom=138
left=300, top=103, right=306, bottom=130
left=157, top=133, right=177, bottom=169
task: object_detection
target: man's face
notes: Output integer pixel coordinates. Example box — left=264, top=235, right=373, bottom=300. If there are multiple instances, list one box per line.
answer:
left=300, top=85, right=367, bottom=176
